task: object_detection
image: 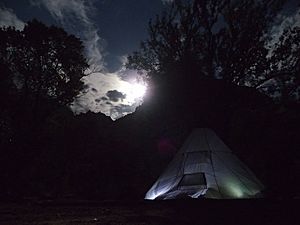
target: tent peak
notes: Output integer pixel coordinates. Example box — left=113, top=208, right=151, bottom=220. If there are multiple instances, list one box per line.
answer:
left=145, top=128, right=264, bottom=200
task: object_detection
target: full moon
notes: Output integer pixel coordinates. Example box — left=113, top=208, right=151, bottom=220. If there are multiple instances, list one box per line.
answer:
left=122, top=82, right=147, bottom=104
left=131, top=83, right=147, bottom=98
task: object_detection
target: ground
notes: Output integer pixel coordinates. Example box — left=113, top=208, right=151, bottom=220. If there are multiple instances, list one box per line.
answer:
left=0, top=199, right=298, bottom=225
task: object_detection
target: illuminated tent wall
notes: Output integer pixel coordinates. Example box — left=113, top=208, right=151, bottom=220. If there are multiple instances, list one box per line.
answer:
left=145, top=128, right=264, bottom=199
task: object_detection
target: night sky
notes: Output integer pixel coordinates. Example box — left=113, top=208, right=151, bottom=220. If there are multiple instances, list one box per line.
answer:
left=1, top=0, right=300, bottom=210
left=0, top=0, right=173, bottom=120
left=0, top=0, right=167, bottom=71
left=0, top=0, right=299, bottom=120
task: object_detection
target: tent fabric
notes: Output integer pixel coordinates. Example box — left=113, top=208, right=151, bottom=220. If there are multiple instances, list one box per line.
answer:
left=145, top=128, right=265, bottom=199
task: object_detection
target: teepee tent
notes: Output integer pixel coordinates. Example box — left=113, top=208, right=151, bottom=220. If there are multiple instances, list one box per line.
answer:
left=145, top=128, right=264, bottom=199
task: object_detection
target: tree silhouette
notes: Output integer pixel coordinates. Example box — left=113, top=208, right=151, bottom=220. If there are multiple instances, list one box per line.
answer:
left=0, top=20, right=88, bottom=113
left=126, top=0, right=300, bottom=102
left=0, top=20, right=89, bottom=197
left=0, top=20, right=88, bottom=154
left=258, top=26, right=300, bottom=103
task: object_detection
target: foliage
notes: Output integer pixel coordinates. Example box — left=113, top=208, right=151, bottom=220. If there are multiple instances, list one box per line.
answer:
left=0, top=20, right=88, bottom=179
left=0, top=6, right=299, bottom=201
left=0, top=20, right=88, bottom=108
left=126, top=0, right=300, bottom=102
left=0, top=20, right=91, bottom=199
left=258, top=26, right=300, bottom=102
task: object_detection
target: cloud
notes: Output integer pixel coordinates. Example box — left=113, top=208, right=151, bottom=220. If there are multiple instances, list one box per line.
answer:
left=106, top=90, right=126, bottom=102
left=70, top=71, right=146, bottom=120
left=110, top=103, right=140, bottom=120
left=0, top=6, right=25, bottom=30
left=32, top=0, right=105, bottom=71
left=33, top=0, right=147, bottom=120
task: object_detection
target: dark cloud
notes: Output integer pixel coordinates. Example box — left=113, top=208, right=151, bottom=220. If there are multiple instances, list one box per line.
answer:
left=106, top=90, right=126, bottom=102
left=29, top=0, right=148, bottom=120
left=70, top=72, right=145, bottom=120
left=91, top=88, right=98, bottom=93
